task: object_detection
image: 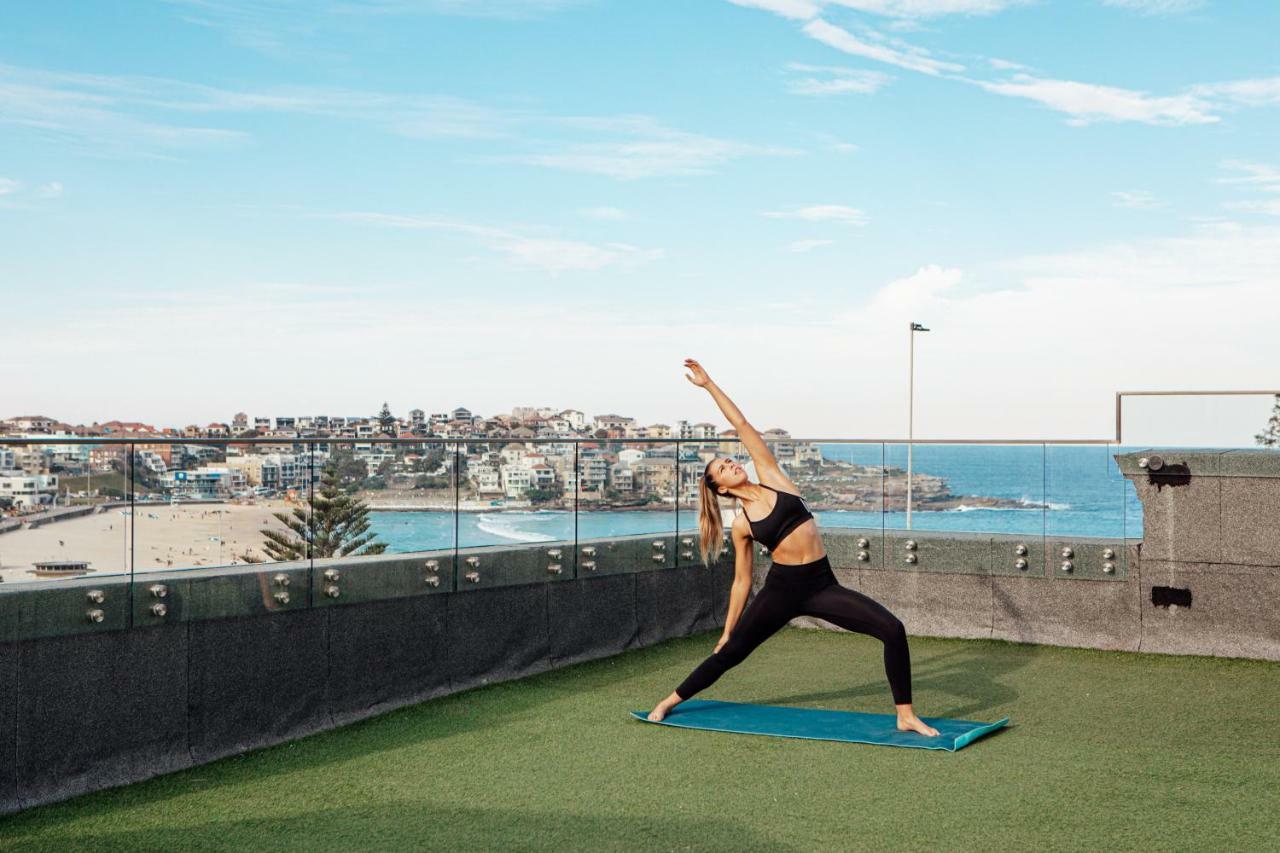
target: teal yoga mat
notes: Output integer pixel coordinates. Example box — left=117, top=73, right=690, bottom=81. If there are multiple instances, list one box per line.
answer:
left=631, top=699, right=1008, bottom=752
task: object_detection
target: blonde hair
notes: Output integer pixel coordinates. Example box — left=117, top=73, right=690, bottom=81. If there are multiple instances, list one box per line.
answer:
left=698, top=459, right=729, bottom=567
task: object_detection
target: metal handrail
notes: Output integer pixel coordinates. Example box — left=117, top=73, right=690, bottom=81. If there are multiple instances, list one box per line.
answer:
left=1114, top=390, right=1280, bottom=442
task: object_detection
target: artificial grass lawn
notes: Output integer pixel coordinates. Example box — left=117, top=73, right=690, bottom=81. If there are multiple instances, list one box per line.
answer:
left=2, top=628, right=1278, bottom=851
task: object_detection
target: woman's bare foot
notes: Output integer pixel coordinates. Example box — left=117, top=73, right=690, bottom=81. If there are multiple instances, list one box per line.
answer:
left=647, top=691, right=684, bottom=722
left=895, top=704, right=940, bottom=737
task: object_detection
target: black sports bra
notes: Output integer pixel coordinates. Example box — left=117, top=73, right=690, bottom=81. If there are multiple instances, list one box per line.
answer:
left=743, top=484, right=815, bottom=551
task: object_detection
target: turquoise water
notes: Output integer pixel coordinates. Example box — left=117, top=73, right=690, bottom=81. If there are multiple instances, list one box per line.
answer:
left=370, top=444, right=1144, bottom=552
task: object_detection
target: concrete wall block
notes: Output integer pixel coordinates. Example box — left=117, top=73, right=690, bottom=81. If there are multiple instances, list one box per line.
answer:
left=1127, top=473, right=1223, bottom=564
left=1220, top=477, right=1280, bottom=568
left=991, top=575, right=1141, bottom=652
left=841, top=569, right=991, bottom=640
left=1138, top=560, right=1280, bottom=661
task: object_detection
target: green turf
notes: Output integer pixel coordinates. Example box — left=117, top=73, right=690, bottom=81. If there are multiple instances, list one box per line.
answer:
left=2, top=628, right=1278, bottom=851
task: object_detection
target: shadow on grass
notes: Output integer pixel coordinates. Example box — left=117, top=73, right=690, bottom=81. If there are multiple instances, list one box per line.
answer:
left=749, top=634, right=1034, bottom=720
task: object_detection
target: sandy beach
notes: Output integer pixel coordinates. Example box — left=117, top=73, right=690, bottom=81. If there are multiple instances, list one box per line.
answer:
left=0, top=501, right=296, bottom=583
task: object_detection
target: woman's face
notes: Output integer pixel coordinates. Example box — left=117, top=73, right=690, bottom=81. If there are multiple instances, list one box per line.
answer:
left=707, top=456, right=747, bottom=493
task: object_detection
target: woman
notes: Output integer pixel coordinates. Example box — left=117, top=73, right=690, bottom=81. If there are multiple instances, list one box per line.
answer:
left=646, top=358, right=940, bottom=737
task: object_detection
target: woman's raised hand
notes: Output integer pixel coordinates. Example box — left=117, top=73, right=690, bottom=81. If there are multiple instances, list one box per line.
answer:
left=684, top=358, right=711, bottom=388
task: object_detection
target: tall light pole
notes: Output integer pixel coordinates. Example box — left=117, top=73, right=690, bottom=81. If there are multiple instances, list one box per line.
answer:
left=907, top=321, right=930, bottom=530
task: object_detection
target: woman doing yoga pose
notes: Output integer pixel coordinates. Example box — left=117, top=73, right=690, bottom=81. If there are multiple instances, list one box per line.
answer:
left=646, top=358, right=940, bottom=737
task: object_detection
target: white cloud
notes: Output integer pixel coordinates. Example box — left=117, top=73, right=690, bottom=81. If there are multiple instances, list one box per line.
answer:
left=972, top=74, right=1217, bottom=125
left=1217, top=160, right=1280, bottom=189
left=1218, top=161, right=1280, bottom=217
left=498, top=116, right=795, bottom=179
left=0, top=178, right=19, bottom=196
left=763, top=204, right=869, bottom=225
left=1111, top=190, right=1164, bottom=209
left=787, top=238, right=835, bottom=252
left=1225, top=199, right=1280, bottom=216
left=1101, top=0, right=1205, bottom=14
left=801, top=19, right=965, bottom=75
left=325, top=211, right=663, bottom=272
left=785, top=63, right=891, bottom=95
left=826, top=0, right=1028, bottom=16
left=578, top=206, right=628, bottom=220
left=35, top=181, right=64, bottom=199
left=0, top=63, right=783, bottom=177
left=815, top=133, right=860, bottom=153
left=1190, top=77, right=1280, bottom=108
left=987, top=57, right=1030, bottom=71
left=728, top=0, right=1025, bottom=17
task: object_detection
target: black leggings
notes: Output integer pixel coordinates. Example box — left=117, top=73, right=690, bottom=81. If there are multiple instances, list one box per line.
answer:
left=675, top=555, right=913, bottom=705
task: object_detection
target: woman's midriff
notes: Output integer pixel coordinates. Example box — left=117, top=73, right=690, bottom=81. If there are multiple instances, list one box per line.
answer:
left=765, top=518, right=825, bottom=564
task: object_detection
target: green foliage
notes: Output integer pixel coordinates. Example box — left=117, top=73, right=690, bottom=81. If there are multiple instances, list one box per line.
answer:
left=376, top=402, right=397, bottom=436
left=1256, top=394, right=1280, bottom=448
left=252, top=458, right=387, bottom=561
left=525, top=486, right=559, bottom=504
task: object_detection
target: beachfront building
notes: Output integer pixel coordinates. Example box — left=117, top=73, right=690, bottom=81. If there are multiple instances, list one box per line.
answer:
left=161, top=466, right=245, bottom=499
left=528, top=463, right=556, bottom=489
left=578, top=455, right=610, bottom=492
left=501, top=466, right=532, bottom=498
left=632, top=460, right=676, bottom=500
left=609, top=464, right=634, bottom=492
left=224, top=453, right=310, bottom=491
left=473, top=466, right=502, bottom=495
left=794, top=443, right=824, bottom=464
left=0, top=472, right=59, bottom=508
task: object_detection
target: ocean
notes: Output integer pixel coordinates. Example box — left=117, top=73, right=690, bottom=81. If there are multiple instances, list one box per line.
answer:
left=369, top=444, right=1145, bottom=552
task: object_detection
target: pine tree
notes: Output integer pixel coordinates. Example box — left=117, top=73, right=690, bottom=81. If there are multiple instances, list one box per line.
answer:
left=1257, top=394, right=1280, bottom=448
left=249, top=459, right=388, bottom=561
left=377, top=402, right=397, bottom=436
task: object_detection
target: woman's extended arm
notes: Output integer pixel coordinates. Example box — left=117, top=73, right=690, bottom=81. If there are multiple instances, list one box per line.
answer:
left=684, top=357, right=780, bottom=474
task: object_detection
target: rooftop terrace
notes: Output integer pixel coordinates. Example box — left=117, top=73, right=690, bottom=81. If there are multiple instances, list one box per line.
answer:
left=2, top=629, right=1277, bottom=851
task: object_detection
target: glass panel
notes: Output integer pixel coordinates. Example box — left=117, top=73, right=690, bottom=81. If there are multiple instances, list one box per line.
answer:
left=675, top=435, right=742, bottom=567
left=882, top=443, right=1046, bottom=575
left=1045, top=443, right=1128, bottom=579
left=0, top=439, right=132, bottom=584
left=577, top=434, right=678, bottom=573
left=350, top=437, right=459, bottom=555
left=453, top=437, right=573, bottom=550
left=131, top=440, right=312, bottom=574
left=443, top=437, right=574, bottom=587
left=796, top=441, right=884, bottom=569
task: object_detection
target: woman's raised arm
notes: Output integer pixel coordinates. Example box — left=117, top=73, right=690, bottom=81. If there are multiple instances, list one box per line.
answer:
left=684, top=358, right=780, bottom=475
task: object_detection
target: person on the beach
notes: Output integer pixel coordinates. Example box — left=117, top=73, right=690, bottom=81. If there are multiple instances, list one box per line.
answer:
left=647, top=358, right=939, bottom=737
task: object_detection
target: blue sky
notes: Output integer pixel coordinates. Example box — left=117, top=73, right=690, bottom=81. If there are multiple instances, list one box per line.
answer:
left=3, top=0, right=1278, bottom=442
